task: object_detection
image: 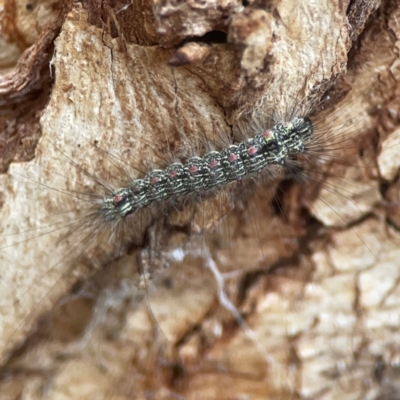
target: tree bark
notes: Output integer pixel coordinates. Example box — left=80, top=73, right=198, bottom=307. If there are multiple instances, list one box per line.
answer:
left=1, top=0, right=400, bottom=399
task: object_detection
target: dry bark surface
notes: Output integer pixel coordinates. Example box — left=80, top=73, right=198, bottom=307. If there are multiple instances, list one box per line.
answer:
left=1, top=0, right=400, bottom=399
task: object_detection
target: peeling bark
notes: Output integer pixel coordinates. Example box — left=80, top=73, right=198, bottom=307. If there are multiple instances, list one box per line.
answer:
left=1, top=1, right=400, bottom=399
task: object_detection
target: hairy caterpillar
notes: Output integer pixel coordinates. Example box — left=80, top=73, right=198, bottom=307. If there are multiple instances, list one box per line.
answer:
left=2, top=2, right=400, bottom=400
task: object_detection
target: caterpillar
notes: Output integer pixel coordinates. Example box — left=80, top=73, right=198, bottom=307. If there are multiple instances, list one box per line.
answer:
left=2, top=2, right=400, bottom=400
left=96, top=116, right=313, bottom=221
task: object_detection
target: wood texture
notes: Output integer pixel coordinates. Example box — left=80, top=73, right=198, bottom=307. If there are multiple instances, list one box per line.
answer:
left=1, top=1, right=400, bottom=399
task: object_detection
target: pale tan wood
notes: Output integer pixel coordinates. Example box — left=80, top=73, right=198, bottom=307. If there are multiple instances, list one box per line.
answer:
left=2, top=1, right=400, bottom=399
